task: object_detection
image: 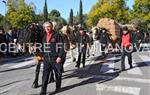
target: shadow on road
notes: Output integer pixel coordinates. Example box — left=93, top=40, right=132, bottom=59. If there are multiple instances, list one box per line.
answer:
left=0, top=64, right=35, bottom=73
left=0, top=55, right=33, bottom=65
left=48, top=54, right=121, bottom=95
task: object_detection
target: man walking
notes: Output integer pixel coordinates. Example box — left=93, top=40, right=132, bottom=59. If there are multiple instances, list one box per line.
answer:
left=121, top=26, right=133, bottom=71
left=39, top=21, right=64, bottom=95
left=76, top=28, right=90, bottom=68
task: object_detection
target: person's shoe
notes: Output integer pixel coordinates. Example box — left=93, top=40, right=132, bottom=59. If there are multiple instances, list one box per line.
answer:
left=130, top=65, right=133, bottom=69
left=75, top=64, right=80, bottom=68
left=55, top=87, right=61, bottom=93
left=32, top=82, right=38, bottom=88
left=87, top=55, right=90, bottom=58
left=73, top=58, right=76, bottom=62
left=82, top=64, right=85, bottom=68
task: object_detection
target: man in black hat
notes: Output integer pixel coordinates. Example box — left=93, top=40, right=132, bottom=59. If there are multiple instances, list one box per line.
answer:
left=76, top=28, right=90, bottom=68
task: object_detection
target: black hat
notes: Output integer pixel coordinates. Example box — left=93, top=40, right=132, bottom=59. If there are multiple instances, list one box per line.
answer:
left=122, top=26, right=128, bottom=31
left=79, top=27, right=84, bottom=31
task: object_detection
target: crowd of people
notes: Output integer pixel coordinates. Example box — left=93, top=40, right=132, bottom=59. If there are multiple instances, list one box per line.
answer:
left=0, top=21, right=150, bottom=95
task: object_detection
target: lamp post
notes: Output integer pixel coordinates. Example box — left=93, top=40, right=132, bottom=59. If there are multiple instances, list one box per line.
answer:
left=2, top=0, right=6, bottom=32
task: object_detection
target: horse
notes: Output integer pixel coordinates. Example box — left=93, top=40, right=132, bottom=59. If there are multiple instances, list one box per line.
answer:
left=61, top=25, right=77, bottom=62
left=17, top=23, right=44, bottom=88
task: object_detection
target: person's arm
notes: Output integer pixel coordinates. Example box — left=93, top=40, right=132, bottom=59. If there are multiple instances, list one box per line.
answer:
left=106, top=32, right=111, bottom=44
left=56, top=33, right=65, bottom=63
left=130, top=32, right=134, bottom=45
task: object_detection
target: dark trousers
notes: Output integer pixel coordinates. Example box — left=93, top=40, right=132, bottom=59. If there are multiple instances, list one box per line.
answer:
left=121, top=47, right=133, bottom=70
left=33, top=62, right=41, bottom=84
left=48, top=53, right=66, bottom=83
left=40, top=60, right=62, bottom=93
left=77, top=51, right=86, bottom=67
left=101, top=44, right=106, bottom=57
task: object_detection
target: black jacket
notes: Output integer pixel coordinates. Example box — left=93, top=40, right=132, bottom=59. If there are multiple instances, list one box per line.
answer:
left=134, top=32, right=143, bottom=43
left=99, top=32, right=110, bottom=44
left=77, top=33, right=89, bottom=53
left=42, top=31, right=65, bottom=60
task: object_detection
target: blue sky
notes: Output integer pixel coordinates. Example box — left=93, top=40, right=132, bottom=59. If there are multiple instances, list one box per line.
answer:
left=0, top=0, right=134, bottom=20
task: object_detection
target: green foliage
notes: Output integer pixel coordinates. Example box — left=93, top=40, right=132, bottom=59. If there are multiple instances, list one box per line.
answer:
left=132, top=0, right=150, bottom=32
left=69, top=9, right=73, bottom=26
left=33, top=14, right=43, bottom=23
left=6, top=0, right=34, bottom=28
left=79, top=0, right=83, bottom=26
left=49, top=9, right=61, bottom=17
left=50, top=16, right=67, bottom=31
left=74, top=13, right=88, bottom=30
left=87, top=0, right=129, bottom=28
left=48, top=9, right=67, bottom=31
left=0, top=14, right=4, bottom=26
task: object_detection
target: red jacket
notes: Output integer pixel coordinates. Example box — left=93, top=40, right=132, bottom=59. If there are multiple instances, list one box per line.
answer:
left=121, top=33, right=130, bottom=47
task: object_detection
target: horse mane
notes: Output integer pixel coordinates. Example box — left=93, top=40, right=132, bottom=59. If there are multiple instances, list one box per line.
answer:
left=20, top=24, right=43, bottom=44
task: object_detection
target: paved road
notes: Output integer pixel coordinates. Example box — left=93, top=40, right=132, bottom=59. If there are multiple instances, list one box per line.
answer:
left=0, top=46, right=150, bottom=95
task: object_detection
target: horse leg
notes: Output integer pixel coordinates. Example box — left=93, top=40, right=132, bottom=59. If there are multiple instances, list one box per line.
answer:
left=70, top=49, right=76, bottom=62
left=61, top=52, right=67, bottom=73
left=32, top=61, right=41, bottom=88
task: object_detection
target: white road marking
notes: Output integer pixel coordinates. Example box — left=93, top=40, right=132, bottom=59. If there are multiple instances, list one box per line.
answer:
left=100, top=56, right=117, bottom=73
left=93, top=75, right=150, bottom=84
left=126, top=58, right=142, bottom=75
left=139, top=55, right=150, bottom=68
left=96, top=84, right=140, bottom=95
left=106, top=56, right=121, bottom=60
left=106, top=62, right=115, bottom=73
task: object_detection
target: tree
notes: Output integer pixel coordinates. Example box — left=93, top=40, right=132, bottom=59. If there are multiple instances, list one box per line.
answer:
left=43, top=0, right=48, bottom=21
left=6, top=0, right=34, bottom=28
left=87, top=0, right=129, bottom=27
left=49, top=9, right=61, bottom=17
left=48, top=9, right=67, bottom=31
left=79, top=0, right=83, bottom=26
left=69, top=9, right=73, bottom=26
left=33, top=14, right=44, bottom=23
left=132, top=0, right=150, bottom=32
left=0, top=14, right=4, bottom=27
left=73, top=14, right=88, bottom=29
left=49, top=16, right=67, bottom=31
